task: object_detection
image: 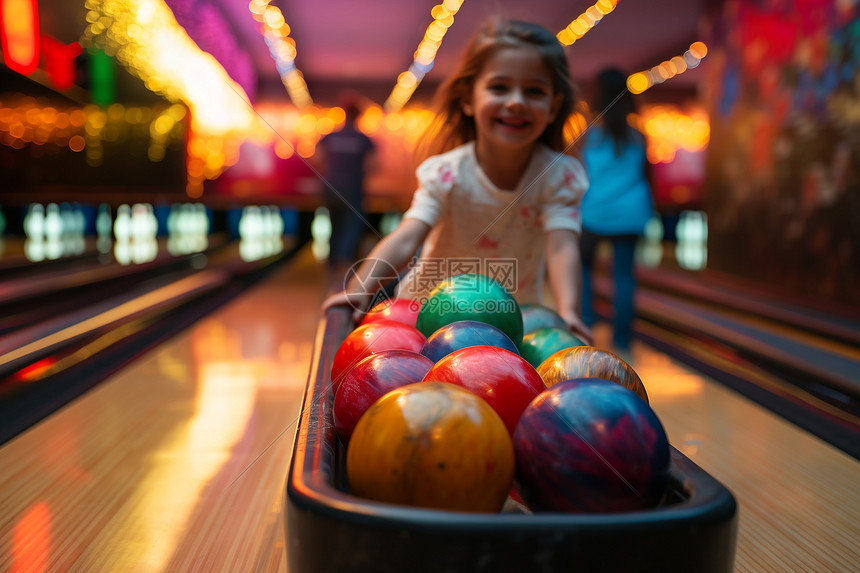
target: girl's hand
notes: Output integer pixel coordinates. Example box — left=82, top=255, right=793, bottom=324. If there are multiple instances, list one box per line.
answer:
left=321, top=291, right=352, bottom=312
left=319, top=218, right=432, bottom=323
left=559, top=311, right=593, bottom=346
left=321, top=290, right=374, bottom=323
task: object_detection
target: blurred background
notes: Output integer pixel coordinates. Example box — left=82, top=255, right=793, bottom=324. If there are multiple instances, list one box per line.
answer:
left=1, top=0, right=858, bottom=304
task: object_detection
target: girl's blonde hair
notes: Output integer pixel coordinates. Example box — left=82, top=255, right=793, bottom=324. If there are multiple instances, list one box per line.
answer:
left=417, top=19, right=578, bottom=161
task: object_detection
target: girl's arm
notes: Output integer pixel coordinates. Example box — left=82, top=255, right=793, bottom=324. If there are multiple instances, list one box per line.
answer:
left=322, top=217, right=432, bottom=319
left=545, top=229, right=593, bottom=344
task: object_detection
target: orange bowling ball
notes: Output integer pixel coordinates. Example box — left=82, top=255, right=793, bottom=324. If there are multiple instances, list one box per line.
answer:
left=346, top=382, right=514, bottom=513
left=537, top=346, right=649, bottom=403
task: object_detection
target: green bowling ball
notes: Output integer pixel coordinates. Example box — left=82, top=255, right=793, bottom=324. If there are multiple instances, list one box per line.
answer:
left=520, top=303, right=568, bottom=334
left=520, top=327, right=585, bottom=369
left=416, top=273, right=523, bottom=349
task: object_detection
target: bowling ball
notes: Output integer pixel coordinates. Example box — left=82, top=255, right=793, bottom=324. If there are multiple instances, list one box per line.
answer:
left=331, top=320, right=426, bottom=392
left=416, top=273, right=523, bottom=350
left=520, top=327, right=585, bottom=368
left=422, top=345, right=545, bottom=436
left=347, top=382, right=514, bottom=512
left=513, top=378, right=671, bottom=513
left=537, top=345, right=649, bottom=403
left=421, top=320, right=520, bottom=362
left=333, top=350, right=434, bottom=443
left=520, top=303, right=568, bottom=334
left=359, top=298, right=422, bottom=328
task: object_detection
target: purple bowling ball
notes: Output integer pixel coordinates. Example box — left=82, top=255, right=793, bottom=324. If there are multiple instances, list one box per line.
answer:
left=514, top=378, right=671, bottom=513
left=421, top=320, right=520, bottom=362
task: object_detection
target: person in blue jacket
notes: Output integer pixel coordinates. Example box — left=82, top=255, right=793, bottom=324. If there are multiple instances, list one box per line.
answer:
left=581, top=67, right=655, bottom=353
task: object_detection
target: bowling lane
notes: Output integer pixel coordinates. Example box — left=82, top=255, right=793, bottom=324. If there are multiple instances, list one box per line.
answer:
left=0, top=247, right=858, bottom=572
left=0, top=246, right=325, bottom=572
left=617, top=326, right=860, bottom=573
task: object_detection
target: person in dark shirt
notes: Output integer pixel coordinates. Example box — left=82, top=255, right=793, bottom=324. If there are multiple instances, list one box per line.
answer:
left=315, top=92, right=377, bottom=283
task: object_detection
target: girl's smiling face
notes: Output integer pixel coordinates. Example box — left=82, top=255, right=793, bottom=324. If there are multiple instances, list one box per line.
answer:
left=462, top=45, right=563, bottom=158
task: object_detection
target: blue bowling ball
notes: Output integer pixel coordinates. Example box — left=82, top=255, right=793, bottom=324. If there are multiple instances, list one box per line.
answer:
left=422, top=320, right=520, bottom=362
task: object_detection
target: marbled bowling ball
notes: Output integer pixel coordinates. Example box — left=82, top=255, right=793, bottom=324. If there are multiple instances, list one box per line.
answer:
left=359, top=298, right=422, bottom=328
left=347, top=382, right=514, bottom=512
left=537, top=345, right=649, bottom=403
left=422, top=345, right=545, bottom=436
left=520, top=327, right=585, bottom=369
left=520, top=303, right=568, bottom=335
left=422, top=320, right=519, bottom=362
left=416, top=273, right=523, bottom=350
left=514, top=378, right=671, bottom=513
left=331, top=320, right=426, bottom=393
left=333, top=350, right=434, bottom=443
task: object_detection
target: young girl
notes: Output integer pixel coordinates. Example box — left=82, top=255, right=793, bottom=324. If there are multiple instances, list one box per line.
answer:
left=323, top=19, right=591, bottom=343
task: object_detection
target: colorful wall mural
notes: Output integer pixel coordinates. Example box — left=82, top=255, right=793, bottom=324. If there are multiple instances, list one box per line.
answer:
left=703, top=0, right=859, bottom=305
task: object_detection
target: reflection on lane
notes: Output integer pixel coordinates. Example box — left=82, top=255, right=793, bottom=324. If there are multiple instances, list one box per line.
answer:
left=96, top=319, right=257, bottom=572
left=637, top=209, right=708, bottom=271
left=15, top=201, right=297, bottom=265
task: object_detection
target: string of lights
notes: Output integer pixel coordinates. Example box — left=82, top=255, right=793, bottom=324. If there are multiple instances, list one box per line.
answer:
left=248, top=0, right=313, bottom=108
left=383, top=0, right=466, bottom=113
left=556, top=0, right=619, bottom=46
left=553, top=2, right=707, bottom=98
left=626, top=42, right=708, bottom=95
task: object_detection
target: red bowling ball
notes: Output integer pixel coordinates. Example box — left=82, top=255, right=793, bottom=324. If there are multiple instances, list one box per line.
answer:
left=331, top=320, right=426, bottom=392
left=422, top=345, right=545, bottom=436
left=333, top=350, right=434, bottom=443
left=359, top=298, right=422, bottom=327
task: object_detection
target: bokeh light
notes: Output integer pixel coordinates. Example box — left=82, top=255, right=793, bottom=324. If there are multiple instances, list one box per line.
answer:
left=628, top=41, right=708, bottom=95
left=82, top=0, right=267, bottom=195
left=631, top=105, right=710, bottom=164
left=557, top=0, right=619, bottom=47
left=384, top=0, right=466, bottom=112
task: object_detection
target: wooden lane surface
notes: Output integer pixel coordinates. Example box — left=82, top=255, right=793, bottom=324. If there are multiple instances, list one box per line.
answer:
left=0, top=247, right=327, bottom=572
left=0, top=253, right=858, bottom=572
left=619, top=324, right=860, bottom=573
